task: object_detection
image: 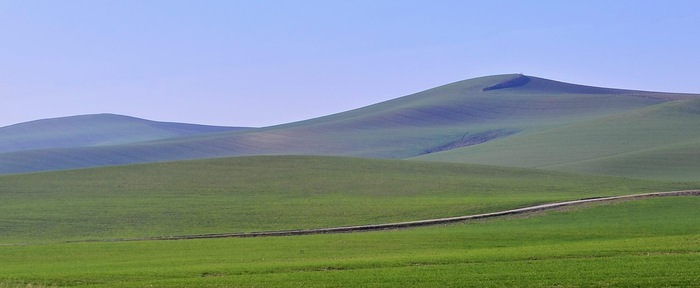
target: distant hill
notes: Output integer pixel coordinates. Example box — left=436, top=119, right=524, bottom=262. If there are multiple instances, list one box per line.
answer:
left=1, top=74, right=698, bottom=179
left=0, top=113, right=247, bottom=153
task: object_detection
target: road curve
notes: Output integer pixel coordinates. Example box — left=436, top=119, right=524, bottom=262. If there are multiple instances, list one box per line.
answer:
left=98, top=190, right=700, bottom=242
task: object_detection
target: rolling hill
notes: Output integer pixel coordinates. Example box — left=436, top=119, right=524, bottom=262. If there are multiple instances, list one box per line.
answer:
left=1, top=74, right=698, bottom=179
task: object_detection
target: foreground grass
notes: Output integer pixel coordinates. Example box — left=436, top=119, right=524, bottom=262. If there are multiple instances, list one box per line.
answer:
left=1, top=196, right=698, bottom=287
left=1, top=156, right=697, bottom=244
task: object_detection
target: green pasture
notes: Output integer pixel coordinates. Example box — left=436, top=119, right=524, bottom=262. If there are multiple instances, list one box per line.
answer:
left=1, top=196, right=698, bottom=287
left=1, top=156, right=696, bottom=244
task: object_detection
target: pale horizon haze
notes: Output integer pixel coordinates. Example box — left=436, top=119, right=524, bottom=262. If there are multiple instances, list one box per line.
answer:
left=2, top=0, right=699, bottom=128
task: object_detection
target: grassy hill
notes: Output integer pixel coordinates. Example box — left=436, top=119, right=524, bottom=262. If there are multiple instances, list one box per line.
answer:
left=3, top=74, right=697, bottom=176
left=0, top=113, right=245, bottom=154
left=1, top=155, right=696, bottom=244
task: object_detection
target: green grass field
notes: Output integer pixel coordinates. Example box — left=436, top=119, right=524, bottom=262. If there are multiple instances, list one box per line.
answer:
left=1, top=196, right=698, bottom=287
left=2, top=75, right=699, bottom=286
left=1, top=156, right=696, bottom=244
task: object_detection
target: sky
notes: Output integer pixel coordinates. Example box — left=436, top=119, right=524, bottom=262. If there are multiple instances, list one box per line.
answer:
left=2, top=0, right=699, bottom=128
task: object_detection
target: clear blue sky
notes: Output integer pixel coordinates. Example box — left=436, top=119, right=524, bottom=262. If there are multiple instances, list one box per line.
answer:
left=2, top=0, right=699, bottom=127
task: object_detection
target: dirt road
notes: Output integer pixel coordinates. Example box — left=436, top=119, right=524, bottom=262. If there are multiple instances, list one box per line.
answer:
left=61, top=190, right=700, bottom=242
left=89, top=190, right=700, bottom=242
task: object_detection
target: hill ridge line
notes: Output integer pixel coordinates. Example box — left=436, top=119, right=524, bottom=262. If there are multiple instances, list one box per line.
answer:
left=67, top=190, right=698, bottom=243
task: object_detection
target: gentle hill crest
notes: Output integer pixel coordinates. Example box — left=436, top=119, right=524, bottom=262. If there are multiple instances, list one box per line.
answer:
left=0, top=113, right=247, bottom=153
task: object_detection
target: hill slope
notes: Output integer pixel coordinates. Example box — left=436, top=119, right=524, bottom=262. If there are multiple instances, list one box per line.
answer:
left=0, top=113, right=246, bottom=153
left=415, top=98, right=700, bottom=181
left=4, top=74, right=696, bottom=175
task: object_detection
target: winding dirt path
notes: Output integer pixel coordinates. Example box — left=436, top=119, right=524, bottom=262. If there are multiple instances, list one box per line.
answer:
left=95, top=190, right=700, bottom=242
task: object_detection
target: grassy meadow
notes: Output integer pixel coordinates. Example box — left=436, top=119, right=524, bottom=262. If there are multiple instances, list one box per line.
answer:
left=1, top=196, right=698, bottom=287
left=1, top=156, right=696, bottom=244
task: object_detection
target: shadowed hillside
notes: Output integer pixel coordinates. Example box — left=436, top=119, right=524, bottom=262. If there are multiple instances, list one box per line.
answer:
left=481, top=74, right=530, bottom=91
left=1, top=74, right=698, bottom=177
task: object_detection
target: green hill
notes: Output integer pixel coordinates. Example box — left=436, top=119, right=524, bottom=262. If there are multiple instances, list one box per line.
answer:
left=3, top=74, right=696, bottom=176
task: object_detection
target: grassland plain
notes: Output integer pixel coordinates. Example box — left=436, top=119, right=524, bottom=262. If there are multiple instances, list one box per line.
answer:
left=1, top=156, right=697, bottom=244
left=0, top=196, right=698, bottom=287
